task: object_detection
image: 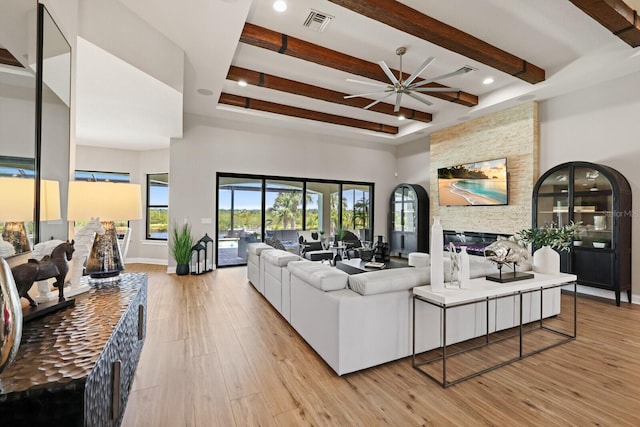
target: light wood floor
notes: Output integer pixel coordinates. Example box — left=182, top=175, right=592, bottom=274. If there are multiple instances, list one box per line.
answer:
left=121, top=264, right=640, bottom=426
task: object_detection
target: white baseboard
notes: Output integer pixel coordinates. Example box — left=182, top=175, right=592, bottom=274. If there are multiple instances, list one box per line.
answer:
left=563, top=284, right=637, bottom=305
left=125, top=257, right=168, bottom=266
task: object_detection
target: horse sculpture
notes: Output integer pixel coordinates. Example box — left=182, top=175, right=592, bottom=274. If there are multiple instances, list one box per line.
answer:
left=11, top=240, right=75, bottom=306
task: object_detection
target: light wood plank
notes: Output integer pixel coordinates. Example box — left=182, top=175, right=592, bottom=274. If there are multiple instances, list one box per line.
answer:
left=123, top=264, right=640, bottom=426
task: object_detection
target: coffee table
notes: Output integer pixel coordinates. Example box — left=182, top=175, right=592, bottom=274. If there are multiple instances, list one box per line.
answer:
left=336, top=258, right=408, bottom=275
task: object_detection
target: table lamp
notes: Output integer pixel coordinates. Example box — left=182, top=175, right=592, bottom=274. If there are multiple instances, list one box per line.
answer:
left=0, top=177, right=61, bottom=254
left=67, top=181, right=142, bottom=282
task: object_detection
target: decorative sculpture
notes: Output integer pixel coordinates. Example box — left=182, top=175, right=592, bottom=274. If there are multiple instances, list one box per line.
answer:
left=70, top=218, right=105, bottom=286
left=447, top=242, right=460, bottom=287
left=10, top=240, right=75, bottom=306
left=483, top=236, right=533, bottom=283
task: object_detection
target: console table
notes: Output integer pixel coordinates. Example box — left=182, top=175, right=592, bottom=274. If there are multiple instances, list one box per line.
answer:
left=0, top=273, right=147, bottom=426
left=412, top=272, right=576, bottom=388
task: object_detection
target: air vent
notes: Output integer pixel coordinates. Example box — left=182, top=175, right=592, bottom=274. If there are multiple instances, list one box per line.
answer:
left=303, top=9, right=333, bottom=32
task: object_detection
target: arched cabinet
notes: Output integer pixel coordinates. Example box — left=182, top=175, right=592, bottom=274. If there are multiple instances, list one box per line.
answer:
left=389, top=183, right=429, bottom=258
left=533, top=162, right=632, bottom=305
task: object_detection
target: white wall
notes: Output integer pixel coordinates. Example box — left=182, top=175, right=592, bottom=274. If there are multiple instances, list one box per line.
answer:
left=395, top=138, right=430, bottom=194
left=75, top=145, right=170, bottom=264
left=169, top=114, right=398, bottom=269
left=539, top=69, right=640, bottom=303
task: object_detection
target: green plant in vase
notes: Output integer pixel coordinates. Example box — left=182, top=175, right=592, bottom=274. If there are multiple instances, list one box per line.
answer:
left=516, top=221, right=581, bottom=252
left=335, top=227, right=346, bottom=246
left=170, top=222, right=194, bottom=275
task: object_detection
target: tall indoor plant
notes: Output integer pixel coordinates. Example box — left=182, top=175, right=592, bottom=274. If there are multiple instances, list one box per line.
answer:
left=170, top=222, right=194, bottom=275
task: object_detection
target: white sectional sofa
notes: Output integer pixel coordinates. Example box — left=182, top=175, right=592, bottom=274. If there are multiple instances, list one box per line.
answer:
left=261, top=249, right=302, bottom=318
left=247, top=242, right=274, bottom=294
left=246, top=244, right=560, bottom=376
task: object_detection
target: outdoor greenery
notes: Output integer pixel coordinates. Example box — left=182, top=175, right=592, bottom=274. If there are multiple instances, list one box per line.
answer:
left=516, top=221, right=581, bottom=251
left=218, top=190, right=370, bottom=236
left=148, top=208, right=168, bottom=235
left=170, top=222, right=194, bottom=264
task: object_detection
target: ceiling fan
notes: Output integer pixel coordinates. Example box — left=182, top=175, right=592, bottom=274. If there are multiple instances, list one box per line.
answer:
left=345, top=47, right=474, bottom=112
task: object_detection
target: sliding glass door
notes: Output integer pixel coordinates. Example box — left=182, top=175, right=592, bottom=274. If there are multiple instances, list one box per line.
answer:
left=216, top=173, right=373, bottom=267
left=217, top=176, right=263, bottom=266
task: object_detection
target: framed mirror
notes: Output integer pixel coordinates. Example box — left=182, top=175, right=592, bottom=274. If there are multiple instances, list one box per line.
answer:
left=0, top=2, right=71, bottom=259
left=36, top=3, right=71, bottom=244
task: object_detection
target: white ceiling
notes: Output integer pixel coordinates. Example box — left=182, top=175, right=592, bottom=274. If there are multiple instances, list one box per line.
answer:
left=77, top=0, right=640, bottom=150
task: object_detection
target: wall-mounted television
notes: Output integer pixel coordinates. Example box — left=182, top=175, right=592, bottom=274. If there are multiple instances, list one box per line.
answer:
left=437, top=158, right=508, bottom=206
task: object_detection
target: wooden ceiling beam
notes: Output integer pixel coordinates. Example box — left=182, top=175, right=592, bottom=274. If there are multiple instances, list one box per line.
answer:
left=227, top=66, right=432, bottom=123
left=0, top=48, right=23, bottom=68
left=327, top=0, right=546, bottom=84
left=569, top=0, right=640, bottom=47
left=219, top=93, right=399, bottom=135
left=240, top=23, right=478, bottom=107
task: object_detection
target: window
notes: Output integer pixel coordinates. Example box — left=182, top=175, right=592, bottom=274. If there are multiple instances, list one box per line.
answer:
left=147, top=173, right=168, bottom=240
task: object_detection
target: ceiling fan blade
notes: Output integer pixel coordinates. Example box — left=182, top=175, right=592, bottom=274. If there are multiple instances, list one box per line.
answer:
left=403, top=57, right=435, bottom=87
left=412, top=66, right=474, bottom=88
left=364, top=92, right=395, bottom=110
left=414, top=87, right=461, bottom=93
left=406, top=92, right=433, bottom=107
left=394, top=92, right=403, bottom=112
left=378, top=60, right=400, bottom=86
left=344, top=90, right=389, bottom=99
left=346, top=78, right=388, bottom=88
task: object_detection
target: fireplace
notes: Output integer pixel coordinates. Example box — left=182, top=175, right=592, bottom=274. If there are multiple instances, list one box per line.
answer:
left=442, top=230, right=513, bottom=256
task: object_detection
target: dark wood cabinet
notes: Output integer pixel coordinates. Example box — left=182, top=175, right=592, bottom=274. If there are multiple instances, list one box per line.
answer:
left=0, top=273, right=147, bottom=425
left=533, top=162, right=631, bottom=305
left=389, top=183, right=429, bottom=258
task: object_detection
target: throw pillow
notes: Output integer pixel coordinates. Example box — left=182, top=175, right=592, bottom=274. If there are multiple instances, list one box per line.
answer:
left=265, top=237, right=286, bottom=251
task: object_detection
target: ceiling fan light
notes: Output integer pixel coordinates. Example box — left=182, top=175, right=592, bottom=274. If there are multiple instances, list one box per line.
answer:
left=273, top=1, right=287, bottom=13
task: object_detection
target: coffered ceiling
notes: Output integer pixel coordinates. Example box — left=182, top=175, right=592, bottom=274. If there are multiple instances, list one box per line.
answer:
left=204, top=0, right=640, bottom=146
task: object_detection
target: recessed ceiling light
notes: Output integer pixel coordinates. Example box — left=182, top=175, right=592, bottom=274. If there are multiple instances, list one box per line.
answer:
left=398, top=115, right=406, bottom=121
left=238, top=80, right=248, bottom=87
left=273, top=1, right=287, bottom=12
left=483, top=77, right=494, bottom=85
left=197, top=88, right=213, bottom=96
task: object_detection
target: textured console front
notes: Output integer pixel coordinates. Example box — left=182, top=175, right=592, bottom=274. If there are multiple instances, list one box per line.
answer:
left=0, top=273, right=148, bottom=426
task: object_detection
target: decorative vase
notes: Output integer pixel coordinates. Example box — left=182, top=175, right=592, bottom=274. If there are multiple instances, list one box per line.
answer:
left=1, top=257, right=23, bottom=374
left=430, top=216, right=444, bottom=290
left=533, top=245, right=560, bottom=274
left=458, top=246, right=471, bottom=289
left=176, top=264, right=190, bottom=276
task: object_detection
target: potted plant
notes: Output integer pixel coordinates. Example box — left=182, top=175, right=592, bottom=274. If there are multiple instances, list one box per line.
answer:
left=516, top=221, right=581, bottom=252
left=170, top=222, right=194, bottom=275
left=335, top=227, right=346, bottom=246
left=573, top=234, right=583, bottom=247
left=516, top=222, right=581, bottom=274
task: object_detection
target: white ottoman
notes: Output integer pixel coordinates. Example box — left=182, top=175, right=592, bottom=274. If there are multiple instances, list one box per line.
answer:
left=408, top=252, right=430, bottom=268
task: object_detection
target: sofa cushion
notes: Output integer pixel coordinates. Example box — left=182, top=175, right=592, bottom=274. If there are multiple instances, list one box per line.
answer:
left=348, top=267, right=429, bottom=296
left=408, top=252, right=430, bottom=267
left=288, top=261, right=348, bottom=291
left=262, top=249, right=301, bottom=266
left=247, top=242, right=273, bottom=256
left=297, top=230, right=320, bottom=243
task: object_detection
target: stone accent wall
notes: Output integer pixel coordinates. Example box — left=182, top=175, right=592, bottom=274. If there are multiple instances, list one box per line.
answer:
left=430, top=102, right=539, bottom=235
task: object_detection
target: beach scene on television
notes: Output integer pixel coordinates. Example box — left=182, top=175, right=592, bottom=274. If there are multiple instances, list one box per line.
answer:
left=438, top=158, right=508, bottom=206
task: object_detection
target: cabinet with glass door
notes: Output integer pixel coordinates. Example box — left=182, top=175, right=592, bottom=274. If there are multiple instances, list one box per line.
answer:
left=389, top=184, right=429, bottom=258
left=533, top=162, right=631, bottom=305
